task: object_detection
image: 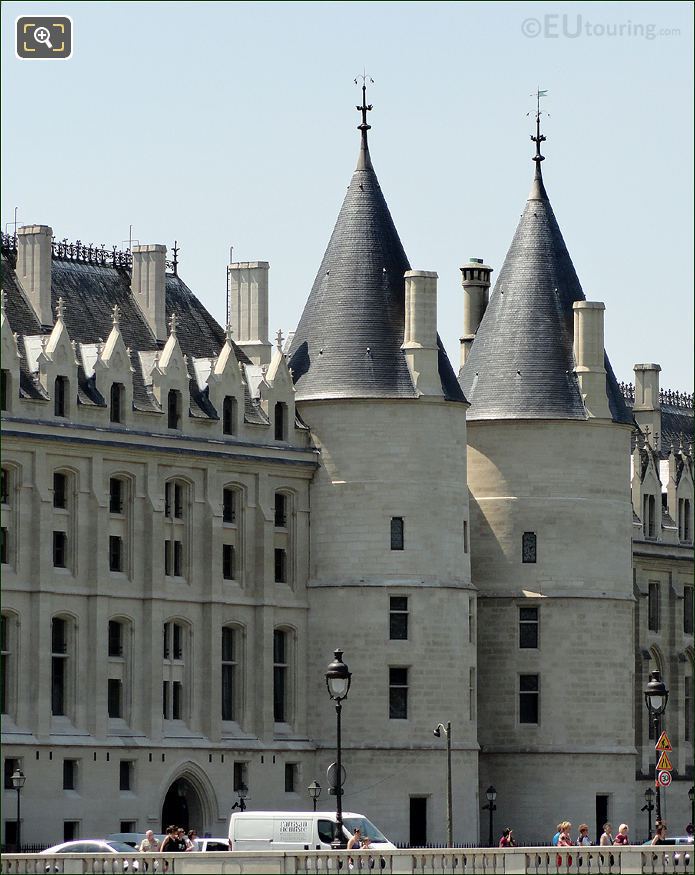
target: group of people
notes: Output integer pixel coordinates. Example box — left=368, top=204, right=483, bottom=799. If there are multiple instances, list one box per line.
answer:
left=137, top=826, right=199, bottom=853
left=496, top=819, right=688, bottom=848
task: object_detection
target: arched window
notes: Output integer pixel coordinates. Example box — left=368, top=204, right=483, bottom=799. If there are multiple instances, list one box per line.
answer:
left=223, top=396, right=237, bottom=436
left=110, top=382, right=125, bottom=424
left=54, top=376, right=68, bottom=418
left=163, top=620, right=188, bottom=721
left=221, top=625, right=243, bottom=722
left=167, top=389, right=182, bottom=430
left=51, top=616, right=75, bottom=718
left=274, top=402, right=287, bottom=441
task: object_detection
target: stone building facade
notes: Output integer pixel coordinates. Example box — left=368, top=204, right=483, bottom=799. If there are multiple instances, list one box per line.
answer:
left=1, top=100, right=693, bottom=847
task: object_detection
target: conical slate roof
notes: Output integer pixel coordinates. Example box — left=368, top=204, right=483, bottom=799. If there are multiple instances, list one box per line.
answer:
left=288, top=121, right=464, bottom=403
left=459, top=164, right=632, bottom=424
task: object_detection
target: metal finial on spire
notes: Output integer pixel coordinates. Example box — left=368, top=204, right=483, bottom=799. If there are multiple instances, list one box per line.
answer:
left=169, top=311, right=178, bottom=337
left=275, top=328, right=284, bottom=351
left=112, top=304, right=121, bottom=328
left=56, top=297, right=66, bottom=320
left=528, top=88, right=549, bottom=164
left=172, top=240, right=179, bottom=277
left=354, top=72, right=374, bottom=170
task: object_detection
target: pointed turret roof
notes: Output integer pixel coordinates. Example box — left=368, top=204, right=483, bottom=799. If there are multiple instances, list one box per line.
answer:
left=459, top=127, right=631, bottom=424
left=287, top=89, right=464, bottom=403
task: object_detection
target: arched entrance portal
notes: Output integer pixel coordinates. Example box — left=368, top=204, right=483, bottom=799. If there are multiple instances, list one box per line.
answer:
left=161, top=777, right=205, bottom=832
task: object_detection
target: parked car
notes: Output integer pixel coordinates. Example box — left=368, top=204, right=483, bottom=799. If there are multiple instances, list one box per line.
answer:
left=41, top=840, right=139, bottom=870
left=194, top=837, right=231, bottom=852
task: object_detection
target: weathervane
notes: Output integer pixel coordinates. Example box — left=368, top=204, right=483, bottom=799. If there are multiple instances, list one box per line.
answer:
left=527, top=88, right=549, bottom=163
left=355, top=71, right=374, bottom=133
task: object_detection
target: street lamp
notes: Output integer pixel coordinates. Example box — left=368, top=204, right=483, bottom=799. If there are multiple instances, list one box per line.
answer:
left=11, top=769, right=26, bottom=851
left=644, top=670, right=669, bottom=825
left=641, top=786, right=655, bottom=840
left=308, top=781, right=322, bottom=812
left=326, top=649, right=352, bottom=850
left=433, top=723, right=453, bottom=848
left=231, top=781, right=248, bottom=812
left=482, top=786, right=497, bottom=847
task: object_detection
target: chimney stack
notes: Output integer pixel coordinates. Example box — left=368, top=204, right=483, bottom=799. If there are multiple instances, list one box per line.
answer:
left=633, top=363, right=662, bottom=450
left=572, top=301, right=611, bottom=419
left=17, top=225, right=53, bottom=326
left=131, top=244, right=167, bottom=342
left=227, top=261, right=271, bottom=366
left=402, top=270, right=441, bottom=396
left=460, top=258, right=492, bottom=366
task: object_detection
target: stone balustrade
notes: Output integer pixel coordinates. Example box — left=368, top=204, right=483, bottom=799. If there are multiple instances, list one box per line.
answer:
left=0, top=845, right=691, bottom=874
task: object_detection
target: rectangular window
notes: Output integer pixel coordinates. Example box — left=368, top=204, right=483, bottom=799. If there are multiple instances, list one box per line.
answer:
left=108, top=621, right=123, bottom=657
left=274, top=402, right=286, bottom=441
left=4, top=758, right=20, bottom=790
left=223, top=396, right=236, bottom=436
left=274, top=493, right=287, bottom=528
left=468, top=597, right=475, bottom=644
left=119, top=761, right=133, bottom=791
left=164, top=540, right=172, bottom=576
left=0, top=528, right=6, bottom=565
left=0, top=616, right=8, bottom=714
left=522, top=531, right=537, bottom=563
left=54, top=377, right=67, bottom=418
left=0, top=370, right=8, bottom=412
left=273, top=630, right=287, bottom=722
left=233, top=761, right=247, bottom=792
left=221, top=627, right=237, bottom=721
left=120, top=820, right=137, bottom=833
left=389, top=667, right=408, bottom=719
left=275, top=548, right=287, bottom=584
left=389, top=596, right=408, bottom=640
left=53, top=472, right=67, bottom=509
left=108, top=679, right=123, bottom=718
left=463, top=520, right=469, bottom=554
left=173, top=540, right=183, bottom=576
left=519, top=606, right=539, bottom=648
left=469, top=667, right=476, bottom=721
left=52, top=656, right=66, bottom=715
left=63, top=759, right=77, bottom=791
left=109, top=535, right=123, bottom=572
left=63, top=821, right=79, bottom=842
left=162, top=681, right=169, bottom=718
left=53, top=531, right=67, bottom=568
left=223, top=489, right=236, bottom=524
left=110, top=383, right=124, bottom=424
left=685, top=675, right=692, bottom=742
left=1, top=469, right=9, bottom=505
left=174, top=484, right=183, bottom=519
left=684, top=586, right=693, bottom=635
left=109, top=478, right=123, bottom=514
left=284, top=763, right=298, bottom=793
left=519, top=674, right=539, bottom=724
left=167, top=390, right=180, bottom=430
left=390, top=517, right=404, bottom=551
left=173, top=624, right=183, bottom=660
left=223, top=544, right=236, bottom=580
left=648, top=582, right=660, bottom=632
left=172, top=681, right=183, bottom=720
left=165, top=482, right=172, bottom=518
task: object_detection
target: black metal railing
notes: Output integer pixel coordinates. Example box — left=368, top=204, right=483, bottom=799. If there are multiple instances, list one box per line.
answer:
left=620, top=381, right=693, bottom=410
left=52, top=238, right=133, bottom=269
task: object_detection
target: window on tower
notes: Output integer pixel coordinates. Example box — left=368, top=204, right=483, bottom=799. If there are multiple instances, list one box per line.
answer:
left=522, top=532, right=537, bottom=563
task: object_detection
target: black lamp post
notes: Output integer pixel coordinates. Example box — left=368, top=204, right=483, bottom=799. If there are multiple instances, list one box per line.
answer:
left=482, top=786, right=497, bottom=847
left=641, top=786, right=655, bottom=840
left=325, top=649, right=352, bottom=850
left=11, top=769, right=26, bottom=851
left=644, top=670, right=669, bottom=825
left=231, top=781, right=248, bottom=812
left=308, top=781, right=322, bottom=812
left=433, top=723, right=453, bottom=848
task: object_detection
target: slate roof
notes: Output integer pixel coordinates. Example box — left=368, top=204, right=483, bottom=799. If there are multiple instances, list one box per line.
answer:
left=459, top=165, right=632, bottom=425
left=1, top=249, right=266, bottom=423
left=287, top=131, right=465, bottom=403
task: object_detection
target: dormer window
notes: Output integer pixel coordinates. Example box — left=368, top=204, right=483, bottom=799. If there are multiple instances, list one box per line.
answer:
left=223, top=396, right=237, bottom=436
left=110, top=383, right=124, bottom=424
left=54, top=376, right=68, bottom=418
left=167, top=389, right=181, bottom=430
left=274, top=402, right=286, bottom=441
left=643, top=494, right=656, bottom=539
left=0, top=370, right=9, bottom=412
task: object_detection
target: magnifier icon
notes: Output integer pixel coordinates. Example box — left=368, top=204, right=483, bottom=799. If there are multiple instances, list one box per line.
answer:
left=34, top=26, right=53, bottom=49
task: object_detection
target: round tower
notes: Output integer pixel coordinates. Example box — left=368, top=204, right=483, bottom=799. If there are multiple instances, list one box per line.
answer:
left=287, top=87, right=478, bottom=844
left=459, top=110, right=635, bottom=841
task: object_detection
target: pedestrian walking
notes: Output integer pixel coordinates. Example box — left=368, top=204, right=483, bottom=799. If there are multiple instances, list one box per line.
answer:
left=651, top=823, right=668, bottom=845
left=599, top=823, right=613, bottom=845
left=577, top=824, right=591, bottom=846
left=499, top=828, right=515, bottom=847
left=159, top=826, right=178, bottom=853
left=185, top=829, right=198, bottom=851
left=138, top=830, right=160, bottom=852
left=614, top=823, right=629, bottom=845
left=552, top=822, right=563, bottom=846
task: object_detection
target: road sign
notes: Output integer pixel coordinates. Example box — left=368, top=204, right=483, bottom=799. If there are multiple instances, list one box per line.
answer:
left=327, top=762, right=346, bottom=789
left=655, top=731, right=672, bottom=752
left=657, top=770, right=672, bottom=788
left=656, top=751, right=673, bottom=771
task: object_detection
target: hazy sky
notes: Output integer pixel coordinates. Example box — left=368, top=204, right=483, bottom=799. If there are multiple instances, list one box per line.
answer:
left=2, top=1, right=693, bottom=390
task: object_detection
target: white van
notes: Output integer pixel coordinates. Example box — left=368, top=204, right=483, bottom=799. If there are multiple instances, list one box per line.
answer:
left=228, top=811, right=396, bottom=851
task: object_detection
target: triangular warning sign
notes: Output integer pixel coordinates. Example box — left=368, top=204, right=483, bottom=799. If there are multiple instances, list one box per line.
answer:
left=656, top=751, right=673, bottom=771
left=655, top=731, right=672, bottom=752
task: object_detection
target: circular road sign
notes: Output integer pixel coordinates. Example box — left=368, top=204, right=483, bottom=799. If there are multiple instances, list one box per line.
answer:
left=327, top=762, right=347, bottom=789
left=657, top=770, right=672, bottom=788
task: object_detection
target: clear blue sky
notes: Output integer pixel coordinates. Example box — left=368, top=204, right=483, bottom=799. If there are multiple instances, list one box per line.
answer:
left=2, top=1, right=693, bottom=390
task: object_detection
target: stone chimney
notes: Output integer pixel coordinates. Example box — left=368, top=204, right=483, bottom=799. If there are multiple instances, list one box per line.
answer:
left=131, top=244, right=167, bottom=342
left=402, top=270, right=441, bottom=396
left=572, top=301, right=611, bottom=419
left=460, top=258, right=492, bottom=366
left=227, top=261, right=271, bottom=366
left=16, top=225, right=53, bottom=326
left=633, top=363, right=662, bottom=450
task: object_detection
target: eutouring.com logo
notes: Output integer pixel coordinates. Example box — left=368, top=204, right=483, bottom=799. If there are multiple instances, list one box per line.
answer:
left=521, top=15, right=680, bottom=41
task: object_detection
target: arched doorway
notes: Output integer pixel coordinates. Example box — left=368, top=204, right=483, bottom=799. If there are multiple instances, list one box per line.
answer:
left=161, top=777, right=205, bottom=832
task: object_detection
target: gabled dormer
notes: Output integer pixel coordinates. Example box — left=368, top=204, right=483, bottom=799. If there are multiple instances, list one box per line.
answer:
left=149, top=313, right=189, bottom=432
left=632, top=438, right=662, bottom=540
left=206, top=325, right=246, bottom=437
left=93, top=305, right=134, bottom=425
left=0, top=294, right=21, bottom=413
left=260, top=333, right=296, bottom=442
left=38, top=298, right=78, bottom=419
